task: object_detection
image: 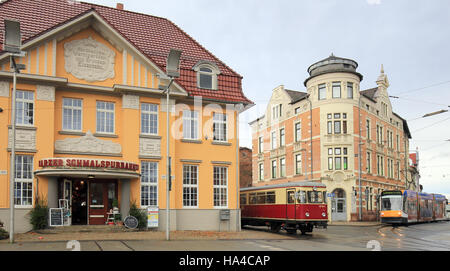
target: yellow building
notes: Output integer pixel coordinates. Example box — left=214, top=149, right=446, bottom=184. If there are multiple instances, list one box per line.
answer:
left=0, top=0, right=252, bottom=232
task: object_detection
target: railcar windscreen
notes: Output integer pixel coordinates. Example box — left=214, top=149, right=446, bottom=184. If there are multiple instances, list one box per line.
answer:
left=381, top=195, right=402, bottom=211
left=307, top=191, right=324, bottom=203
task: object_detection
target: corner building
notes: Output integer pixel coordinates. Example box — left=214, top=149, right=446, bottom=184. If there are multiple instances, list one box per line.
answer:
left=0, top=0, right=252, bottom=232
left=250, top=55, right=411, bottom=222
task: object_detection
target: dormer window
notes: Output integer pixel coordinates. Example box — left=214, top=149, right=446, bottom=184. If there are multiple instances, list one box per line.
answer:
left=193, top=61, right=220, bottom=90
left=199, top=67, right=214, bottom=89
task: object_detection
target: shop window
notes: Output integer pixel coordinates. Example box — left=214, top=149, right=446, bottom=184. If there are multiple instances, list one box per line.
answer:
left=14, top=155, right=33, bottom=207
left=183, top=165, right=198, bottom=207
left=213, top=166, right=228, bottom=207
left=141, top=161, right=158, bottom=207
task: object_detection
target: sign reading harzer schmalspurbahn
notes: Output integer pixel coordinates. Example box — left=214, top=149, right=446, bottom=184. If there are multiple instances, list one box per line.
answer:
left=38, top=158, right=139, bottom=171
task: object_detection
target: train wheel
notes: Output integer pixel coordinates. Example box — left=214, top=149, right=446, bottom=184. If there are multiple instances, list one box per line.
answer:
left=270, top=223, right=281, bottom=233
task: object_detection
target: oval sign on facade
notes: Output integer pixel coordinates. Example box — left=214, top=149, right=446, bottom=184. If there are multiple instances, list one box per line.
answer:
left=64, top=36, right=116, bottom=82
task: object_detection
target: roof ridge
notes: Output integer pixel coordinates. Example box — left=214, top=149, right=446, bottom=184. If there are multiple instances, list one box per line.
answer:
left=80, top=0, right=167, bottom=21
left=80, top=0, right=242, bottom=78
left=163, top=17, right=242, bottom=78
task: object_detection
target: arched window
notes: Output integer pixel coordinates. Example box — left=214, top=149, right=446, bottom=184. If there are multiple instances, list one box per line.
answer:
left=193, top=61, right=220, bottom=90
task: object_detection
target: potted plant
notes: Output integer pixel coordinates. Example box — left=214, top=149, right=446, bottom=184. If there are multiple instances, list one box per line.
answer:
left=112, top=199, right=119, bottom=213
left=29, top=197, right=49, bottom=230
left=0, top=220, right=8, bottom=240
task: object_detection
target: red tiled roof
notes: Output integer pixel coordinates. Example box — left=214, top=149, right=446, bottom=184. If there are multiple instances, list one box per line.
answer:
left=0, top=0, right=253, bottom=104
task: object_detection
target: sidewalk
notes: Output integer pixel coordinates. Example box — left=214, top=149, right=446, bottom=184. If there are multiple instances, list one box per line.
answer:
left=0, top=225, right=294, bottom=243
left=0, top=222, right=383, bottom=244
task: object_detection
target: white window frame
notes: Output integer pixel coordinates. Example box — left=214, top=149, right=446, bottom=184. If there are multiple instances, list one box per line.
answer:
left=258, top=163, right=264, bottom=181
left=279, top=157, right=286, bottom=177
left=279, top=128, right=285, bottom=147
left=258, top=136, right=264, bottom=153
left=318, top=84, right=326, bottom=100
left=193, top=62, right=220, bottom=90
left=213, top=166, right=228, bottom=208
left=294, top=121, right=301, bottom=142
left=96, top=101, right=115, bottom=134
left=332, top=82, right=341, bottom=98
left=141, top=103, right=159, bottom=135
left=62, top=97, right=82, bottom=132
left=272, top=104, right=282, bottom=120
left=140, top=161, right=158, bottom=207
left=213, top=112, right=227, bottom=142
left=295, top=153, right=302, bottom=175
left=14, top=155, right=33, bottom=208
left=347, top=82, right=353, bottom=99
left=15, top=90, right=34, bottom=126
left=271, top=160, right=277, bottom=179
left=183, top=164, right=198, bottom=208
left=183, top=110, right=199, bottom=140
left=271, top=131, right=277, bottom=150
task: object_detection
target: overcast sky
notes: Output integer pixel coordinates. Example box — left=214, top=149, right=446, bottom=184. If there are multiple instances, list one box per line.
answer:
left=88, top=0, right=450, bottom=197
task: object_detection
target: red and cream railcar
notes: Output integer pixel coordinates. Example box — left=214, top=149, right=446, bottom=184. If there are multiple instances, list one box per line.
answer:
left=240, top=181, right=328, bottom=235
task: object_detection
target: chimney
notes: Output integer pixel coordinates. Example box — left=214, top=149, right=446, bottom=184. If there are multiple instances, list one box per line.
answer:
left=116, top=3, right=124, bottom=10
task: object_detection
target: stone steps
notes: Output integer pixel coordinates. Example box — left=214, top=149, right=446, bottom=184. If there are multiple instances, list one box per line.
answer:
left=35, top=225, right=135, bottom=234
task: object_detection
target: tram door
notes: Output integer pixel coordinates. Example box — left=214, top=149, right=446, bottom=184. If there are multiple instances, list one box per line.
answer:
left=286, top=189, right=296, bottom=220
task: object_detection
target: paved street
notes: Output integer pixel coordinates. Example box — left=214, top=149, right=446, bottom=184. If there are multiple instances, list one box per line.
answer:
left=1, top=221, right=449, bottom=251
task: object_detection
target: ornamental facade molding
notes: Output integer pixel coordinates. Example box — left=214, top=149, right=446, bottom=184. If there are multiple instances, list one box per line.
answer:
left=55, top=130, right=122, bottom=155
left=64, top=36, right=116, bottom=82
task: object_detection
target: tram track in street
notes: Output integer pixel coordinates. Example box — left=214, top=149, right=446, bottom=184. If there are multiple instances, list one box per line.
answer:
left=376, top=223, right=450, bottom=250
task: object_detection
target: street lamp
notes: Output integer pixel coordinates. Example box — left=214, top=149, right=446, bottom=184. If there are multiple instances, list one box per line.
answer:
left=4, top=19, right=26, bottom=244
left=159, top=48, right=182, bottom=241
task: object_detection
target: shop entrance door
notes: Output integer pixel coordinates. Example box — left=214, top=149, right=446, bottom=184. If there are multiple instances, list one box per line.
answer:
left=72, top=180, right=88, bottom=225
left=331, top=189, right=347, bottom=221
left=88, top=180, right=117, bottom=225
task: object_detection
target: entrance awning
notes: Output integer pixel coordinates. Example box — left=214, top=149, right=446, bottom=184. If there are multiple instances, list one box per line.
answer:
left=34, top=169, right=140, bottom=179
left=35, top=157, right=141, bottom=179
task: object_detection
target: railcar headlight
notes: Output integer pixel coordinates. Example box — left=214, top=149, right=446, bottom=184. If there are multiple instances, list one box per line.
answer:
left=322, top=212, right=326, bottom=217
left=305, top=212, right=310, bottom=217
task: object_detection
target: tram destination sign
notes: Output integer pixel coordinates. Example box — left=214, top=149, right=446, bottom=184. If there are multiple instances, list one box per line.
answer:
left=381, top=191, right=402, bottom=196
left=38, top=158, right=139, bottom=171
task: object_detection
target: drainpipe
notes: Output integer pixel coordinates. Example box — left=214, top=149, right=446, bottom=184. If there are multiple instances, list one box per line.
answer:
left=236, top=108, right=240, bottom=232
left=358, top=94, right=362, bottom=221
left=308, top=96, right=313, bottom=180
